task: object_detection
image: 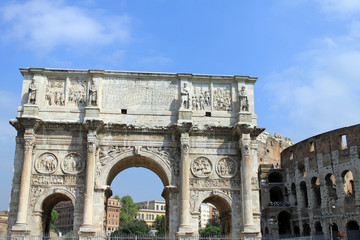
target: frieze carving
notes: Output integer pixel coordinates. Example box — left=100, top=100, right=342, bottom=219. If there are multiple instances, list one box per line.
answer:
left=181, top=83, right=190, bottom=109
left=191, top=157, right=212, bottom=178
left=190, top=178, right=241, bottom=188
left=45, top=80, right=65, bottom=106
left=34, top=153, right=58, bottom=174
left=28, top=78, right=37, bottom=104
left=213, top=85, right=232, bottom=111
left=68, top=80, right=86, bottom=106
left=32, top=175, right=64, bottom=185
left=238, top=86, right=249, bottom=112
left=62, top=153, right=85, bottom=174
left=31, top=174, right=84, bottom=185
left=216, top=157, right=237, bottom=178
left=192, top=84, right=210, bottom=111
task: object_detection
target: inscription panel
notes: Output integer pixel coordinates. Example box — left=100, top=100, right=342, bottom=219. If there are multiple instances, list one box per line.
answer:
left=102, top=78, right=178, bottom=110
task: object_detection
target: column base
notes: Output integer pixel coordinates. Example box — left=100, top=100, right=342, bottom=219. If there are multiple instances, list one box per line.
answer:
left=78, top=224, right=95, bottom=237
left=177, top=224, right=195, bottom=237
left=11, top=223, right=30, bottom=235
left=242, top=224, right=258, bottom=233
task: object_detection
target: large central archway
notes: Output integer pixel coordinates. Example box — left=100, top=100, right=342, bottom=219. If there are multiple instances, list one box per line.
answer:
left=95, top=150, right=174, bottom=236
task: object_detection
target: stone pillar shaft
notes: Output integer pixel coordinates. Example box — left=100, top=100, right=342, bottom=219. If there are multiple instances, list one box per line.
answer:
left=178, top=133, right=191, bottom=233
left=14, top=133, right=35, bottom=228
left=241, top=133, right=254, bottom=228
left=81, top=134, right=97, bottom=228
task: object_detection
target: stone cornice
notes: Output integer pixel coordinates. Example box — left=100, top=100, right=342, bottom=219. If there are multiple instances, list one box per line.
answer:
left=19, top=68, right=257, bottom=83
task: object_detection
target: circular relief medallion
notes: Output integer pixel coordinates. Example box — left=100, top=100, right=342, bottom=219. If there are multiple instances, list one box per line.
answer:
left=61, top=153, right=85, bottom=174
left=35, top=153, right=58, bottom=174
left=191, top=157, right=212, bottom=178
left=216, top=157, right=237, bottom=178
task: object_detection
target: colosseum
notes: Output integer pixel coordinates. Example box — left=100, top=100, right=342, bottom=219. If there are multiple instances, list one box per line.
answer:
left=259, top=124, right=360, bottom=240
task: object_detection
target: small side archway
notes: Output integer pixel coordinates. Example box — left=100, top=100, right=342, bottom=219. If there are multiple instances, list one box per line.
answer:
left=33, top=188, right=75, bottom=236
left=278, top=211, right=291, bottom=238
left=347, top=221, right=360, bottom=240
left=194, top=191, right=233, bottom=236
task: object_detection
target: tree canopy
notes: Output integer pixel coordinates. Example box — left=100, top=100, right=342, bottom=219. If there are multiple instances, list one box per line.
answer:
left=155, top=215, right=165, bottom=235
left=112, top=219, right=149, bottom=236
left=119, top=195, right=140, bottom=223
left=50, top=209, right=59, bottom=234
left=199, top=223, right=221, bottom=236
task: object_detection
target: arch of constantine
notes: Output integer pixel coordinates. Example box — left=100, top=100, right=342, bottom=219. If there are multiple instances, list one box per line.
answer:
left=8, top=68, right=264, bottom=239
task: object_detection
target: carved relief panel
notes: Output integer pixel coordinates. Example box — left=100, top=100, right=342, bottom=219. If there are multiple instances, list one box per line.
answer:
left=191, top=83, right=211, bottom=111
left=216, top=157, right=237, bottom=178
left=34, top=153, right=58, bottom=174
left=61, top=153, right=85, bottom=174
left=68, top=80, right=87, bottom=107
left=212, top=84, right=232, bottom=111
left=191, top=156, right=212, bottom=178
left=45, top=79, right=65, bottom=106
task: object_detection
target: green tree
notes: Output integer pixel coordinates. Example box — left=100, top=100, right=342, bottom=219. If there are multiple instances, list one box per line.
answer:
left=50, top=209, right=59, bottom=234
left=155, top=215, right=165, bottom=235
left=111, top=219, right=149, bottom=236
left=199, top=223, right=221, bottom=236
left=113, top=195, right=120, bottom=200
left=119, top=195, right=140, bottom=223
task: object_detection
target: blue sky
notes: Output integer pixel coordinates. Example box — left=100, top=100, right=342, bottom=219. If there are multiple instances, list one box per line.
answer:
left=0, top=0, right=360, bottom=210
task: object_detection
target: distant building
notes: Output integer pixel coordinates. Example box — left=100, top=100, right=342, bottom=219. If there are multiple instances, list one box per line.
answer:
left=136, top=200, right=165, bottom=228
left=106, top=197, right=121, bottom=234
left=53, top=201, right=74, bottom=235
left=209, top=205, right=219, bottom=227
left=259, top=125, right=360, bottom=240
left=199, top=203, right=210, bottom=229
left=0, top=211, right=8, bottom=236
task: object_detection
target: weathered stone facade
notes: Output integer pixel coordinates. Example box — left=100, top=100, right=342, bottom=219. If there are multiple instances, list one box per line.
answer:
left=260, top=124, right=360, bottom=240
left=8, top=68, right=264, bottom=239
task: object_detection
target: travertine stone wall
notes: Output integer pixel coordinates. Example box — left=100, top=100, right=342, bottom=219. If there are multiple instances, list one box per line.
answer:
left=8, top=68, right=264, bottom=239
left=261, top=124, right=360, bottom=239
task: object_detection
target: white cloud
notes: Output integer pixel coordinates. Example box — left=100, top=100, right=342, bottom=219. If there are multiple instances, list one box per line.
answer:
left=316, top=0, right=360, bottom=16
left=264, top=25, right=360, bottom=141
left=1, top=0, right=130, bottom=52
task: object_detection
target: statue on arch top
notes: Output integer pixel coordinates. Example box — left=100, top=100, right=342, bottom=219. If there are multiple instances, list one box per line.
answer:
left=28, top=78, right=37, bottom=104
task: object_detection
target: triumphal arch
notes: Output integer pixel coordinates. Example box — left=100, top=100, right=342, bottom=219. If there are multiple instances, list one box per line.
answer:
left=8, top=68, right=264, bottom=239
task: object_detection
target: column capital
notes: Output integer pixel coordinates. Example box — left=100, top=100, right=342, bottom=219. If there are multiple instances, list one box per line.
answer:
left=23, top=134, right=36, bottom=151
left=180, top=134, right=190, bottom=154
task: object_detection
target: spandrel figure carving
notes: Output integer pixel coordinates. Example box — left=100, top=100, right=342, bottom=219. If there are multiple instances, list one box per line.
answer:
left=89, top=82, right=97, bottom=106
left=239, top=86, right=249, bottom=112
left=181, top=83, right=190, bottom=109
left=28, top=78, right=37, bottom=104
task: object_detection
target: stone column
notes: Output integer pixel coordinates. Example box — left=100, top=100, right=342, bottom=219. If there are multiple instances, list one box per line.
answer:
left=240, top=132, right=254, bottom=230
left=12, top=131, right=35, bottom=232
left=79, top=132, right=97, bottom=235
left=177, top=132, right=193, bottom=235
